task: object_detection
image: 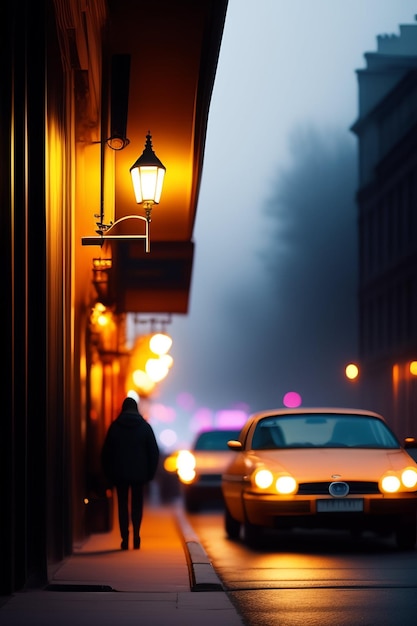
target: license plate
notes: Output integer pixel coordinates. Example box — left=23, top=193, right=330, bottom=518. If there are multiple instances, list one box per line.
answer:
left=316, top=499, right=363, bottom=512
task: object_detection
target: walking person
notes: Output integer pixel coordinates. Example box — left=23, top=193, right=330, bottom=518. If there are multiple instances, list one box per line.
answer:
left=101, top=396, right=160, bottom=550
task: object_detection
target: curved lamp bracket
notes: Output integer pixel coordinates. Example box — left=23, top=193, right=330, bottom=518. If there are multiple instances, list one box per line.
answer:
left=81, top=214, right=150, bottom=252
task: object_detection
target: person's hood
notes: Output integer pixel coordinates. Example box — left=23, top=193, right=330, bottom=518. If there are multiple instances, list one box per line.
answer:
left=116, top=412, right=143, bottom=428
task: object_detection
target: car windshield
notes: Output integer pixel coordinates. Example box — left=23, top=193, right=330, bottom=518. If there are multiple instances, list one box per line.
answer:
left=251, top=414, right=400, bottom=450
left=194, top=430, right=241, bottom=451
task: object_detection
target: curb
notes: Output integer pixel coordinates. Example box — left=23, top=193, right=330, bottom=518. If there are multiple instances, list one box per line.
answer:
left=173, top=505, right=224, bottom=592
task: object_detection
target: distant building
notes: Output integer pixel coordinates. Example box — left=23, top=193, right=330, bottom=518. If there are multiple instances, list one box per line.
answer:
left=351, top=18, right=417, bottom=438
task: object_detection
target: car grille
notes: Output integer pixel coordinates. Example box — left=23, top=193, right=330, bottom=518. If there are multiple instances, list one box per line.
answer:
left=297, top=481, right=380, bottom=495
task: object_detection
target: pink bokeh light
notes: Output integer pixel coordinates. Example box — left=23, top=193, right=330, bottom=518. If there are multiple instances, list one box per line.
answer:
left=283, top=391, right=302, bottom=408
left=190, top=407, right=214, bottom=433
left=176, top=392, right=195, bottom=411
left=150, top=403, right=176, bottom=423
left=215, top=409, right=248, bottom=429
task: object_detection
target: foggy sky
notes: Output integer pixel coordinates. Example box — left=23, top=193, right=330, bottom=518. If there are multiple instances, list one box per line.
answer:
left=151, top=1, right=417, bottom=443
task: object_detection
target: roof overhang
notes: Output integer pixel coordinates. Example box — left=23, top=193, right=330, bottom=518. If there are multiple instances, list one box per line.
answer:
left=97, top=0, right=228, bottom=313
left=109, top=240, right=194, bottom=314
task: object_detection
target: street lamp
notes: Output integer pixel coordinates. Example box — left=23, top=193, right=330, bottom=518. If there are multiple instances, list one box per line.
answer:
left=82, top=132, right=165, bottom=252
left=345, top=363, right=359, bottom=381
left=130, top=132, right=166, bottom=222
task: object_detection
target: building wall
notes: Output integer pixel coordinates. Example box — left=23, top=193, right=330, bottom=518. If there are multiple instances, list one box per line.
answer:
left=0, top=0, right=227, bottom=596
left=0, top=0, right=102, bottom=594
left=352, top=19, right=417, bottom=439
left=2, top=0, right=51, bottom=592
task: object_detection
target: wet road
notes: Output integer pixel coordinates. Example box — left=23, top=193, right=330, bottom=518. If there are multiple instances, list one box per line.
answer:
left=188, top=508, right=417, bottom=626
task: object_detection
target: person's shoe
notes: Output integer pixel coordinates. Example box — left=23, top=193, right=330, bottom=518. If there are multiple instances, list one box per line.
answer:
left=121, top=539, right=128, bottom=550
left=133, top=537, right=141, bottom=550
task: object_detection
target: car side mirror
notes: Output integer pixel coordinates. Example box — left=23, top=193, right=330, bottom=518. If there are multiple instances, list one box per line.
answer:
left=227, top=440, right=242, bottom=451
left=404, top=436, right=417, bottom=449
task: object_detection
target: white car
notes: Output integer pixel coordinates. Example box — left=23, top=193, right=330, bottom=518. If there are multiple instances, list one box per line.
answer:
left=168, top=429, right=241, bottom=512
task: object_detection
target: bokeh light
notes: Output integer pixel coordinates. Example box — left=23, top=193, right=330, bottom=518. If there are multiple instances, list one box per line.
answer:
left=151, top=403, right=176, bottom=422
left=149, top=332, right=172, bottom=355
left=176, top=392, right=195, bottom=411
left=345, top=363, right=359, bottom=380
left=159, top=428, right=178, bottom=449
left=283, top=391, right=302, bottom=408
left=145, top=358, right=169, bottom=382
left=190, top=407, right=214, bottom=433
left=132, top=369, right=155, bottom=395
left=215, top=409, right=247, bottom=429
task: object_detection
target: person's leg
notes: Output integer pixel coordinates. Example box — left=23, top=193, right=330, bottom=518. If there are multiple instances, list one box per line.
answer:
left=116, top=482, right=129, bottom=549
left=130, top=482, right=144, bottom=549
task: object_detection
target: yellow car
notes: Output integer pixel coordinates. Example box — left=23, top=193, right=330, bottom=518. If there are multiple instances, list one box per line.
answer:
left=221, top=408, right=417, bottom=549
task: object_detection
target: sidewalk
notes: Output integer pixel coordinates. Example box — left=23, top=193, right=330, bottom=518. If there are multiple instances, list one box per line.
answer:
left=0, top=501, right=243, bottom=626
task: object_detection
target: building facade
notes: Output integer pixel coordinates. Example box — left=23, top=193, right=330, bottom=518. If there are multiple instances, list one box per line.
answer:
left=351, top=19, right=417, bottom=439
left=0, top=0, right=227, bottom=595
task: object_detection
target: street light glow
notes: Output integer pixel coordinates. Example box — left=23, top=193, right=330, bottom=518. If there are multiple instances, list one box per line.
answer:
left=345, top=363, right=359, bottom=380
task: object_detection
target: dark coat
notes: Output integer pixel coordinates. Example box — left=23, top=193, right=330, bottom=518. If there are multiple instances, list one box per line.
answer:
left=101, top=408, right=160, bottom=485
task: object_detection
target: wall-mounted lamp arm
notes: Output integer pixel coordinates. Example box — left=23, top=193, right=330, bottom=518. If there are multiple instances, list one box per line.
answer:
left=81, top=215, right=151, bottom=252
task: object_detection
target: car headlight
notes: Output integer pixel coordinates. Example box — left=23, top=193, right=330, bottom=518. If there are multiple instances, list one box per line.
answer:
left=380, top=467, right=417, bottom=493
left=402, top=467, right=417, bottom=488
left=275, top=475, right=297, bottom=495
left=176, top=450, right=196, bottom=484
left=163, top=453, right=179, bottom=473
left=381, top=474, right=401, bottom=493
left=252, top=468, right=298, bottom=494
left=254, top=469, right=274, bottom=489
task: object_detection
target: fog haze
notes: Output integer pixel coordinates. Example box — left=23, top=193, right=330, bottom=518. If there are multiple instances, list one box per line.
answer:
left=148, top=1, right=417, bottom=444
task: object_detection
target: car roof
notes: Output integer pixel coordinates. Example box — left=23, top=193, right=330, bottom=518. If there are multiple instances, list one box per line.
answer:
left=249, top=407, right=384, bottom=419
left=239, top=407, right=386, bottom=437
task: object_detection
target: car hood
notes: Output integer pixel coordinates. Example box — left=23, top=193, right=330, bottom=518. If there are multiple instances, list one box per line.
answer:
left=252, top=448, right=416, bottom=482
